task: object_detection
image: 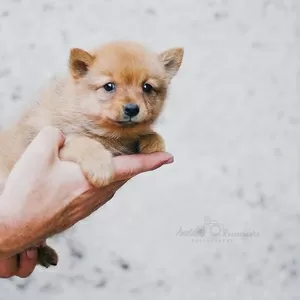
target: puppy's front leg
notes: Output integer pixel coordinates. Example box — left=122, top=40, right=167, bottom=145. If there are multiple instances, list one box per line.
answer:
left=60, top=135, right=115, bottom=187
left=139, top=132, right=165, bottom=154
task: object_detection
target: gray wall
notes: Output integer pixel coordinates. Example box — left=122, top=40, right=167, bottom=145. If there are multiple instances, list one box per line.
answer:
left=0, top=0, right=299, bottom=299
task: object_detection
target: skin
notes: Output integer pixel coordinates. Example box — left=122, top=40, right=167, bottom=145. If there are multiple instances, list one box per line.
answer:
left=0, top=126, right=173, bottom=278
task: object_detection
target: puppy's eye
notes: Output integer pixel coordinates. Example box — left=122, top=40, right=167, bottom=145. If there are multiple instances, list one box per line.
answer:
left=103, top=82, right=116, bottom=92
left=142, top=83, right=153, bottom=93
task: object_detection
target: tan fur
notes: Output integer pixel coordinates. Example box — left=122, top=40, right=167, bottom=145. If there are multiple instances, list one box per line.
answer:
left=139, top=132, right=166, bottom=154
left=0, top=40, right=184, bottom=267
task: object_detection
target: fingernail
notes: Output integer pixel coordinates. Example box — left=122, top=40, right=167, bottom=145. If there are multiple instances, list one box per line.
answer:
left=26, top=248, right=37, bottom=259
left=165, top=156, right=174, bottom=164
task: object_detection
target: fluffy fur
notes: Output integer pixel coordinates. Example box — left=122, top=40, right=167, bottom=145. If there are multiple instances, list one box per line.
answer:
left=0, top=40, right=184, bottom=267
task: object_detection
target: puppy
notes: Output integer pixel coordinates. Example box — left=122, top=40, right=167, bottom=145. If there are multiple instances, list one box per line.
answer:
left=0, top=41, right=184, bottom=267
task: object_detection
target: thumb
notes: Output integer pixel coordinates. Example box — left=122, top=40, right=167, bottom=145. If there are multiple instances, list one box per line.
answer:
left=113, top=152, right=174, bottom=181
left=2, top=127, right=66, bottom=199
left=22, top=126, right=65, bottom=162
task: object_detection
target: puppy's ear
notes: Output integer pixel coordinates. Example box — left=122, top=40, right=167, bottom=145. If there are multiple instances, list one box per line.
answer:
left=69, top=48, right=95, bottom=79
left=159, top=48, right=184, bottom=80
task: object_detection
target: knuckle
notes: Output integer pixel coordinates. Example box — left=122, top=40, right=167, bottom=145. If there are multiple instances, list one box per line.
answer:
left=0, top=269, right=15, bottom=278
left=0, top=262, right=16, bottom=278
left=39, top=126, right=63, bottom=143
left=108, top=193, right=115, bottom=201
left=17, top=272, right=30, bottom=278
left=150, top=162, right=162, bottom=171
left=16, top=258, right=36, bottom=278
left=17, top=269, right=34, bottom=278
left=40, top=126, right=59, bottom=135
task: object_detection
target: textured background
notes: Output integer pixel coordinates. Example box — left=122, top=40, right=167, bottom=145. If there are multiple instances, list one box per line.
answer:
left=0, top=0, right=299, bottom=299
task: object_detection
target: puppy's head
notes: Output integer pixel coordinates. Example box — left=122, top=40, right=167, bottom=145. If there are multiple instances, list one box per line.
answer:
left=69, top=41, right=183, bottom=134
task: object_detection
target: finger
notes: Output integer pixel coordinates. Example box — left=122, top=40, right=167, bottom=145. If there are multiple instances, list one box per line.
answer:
left=34, top=126, right=65, bottom=150
left=15, top=249, right=37, bottom=278
left=0, top=256, right=18, bottom=278
left=113, top=152, right=174, bottom=181
left=21, top=126, right=65, bottom=162
left=2, top=127, right=66, bottom=194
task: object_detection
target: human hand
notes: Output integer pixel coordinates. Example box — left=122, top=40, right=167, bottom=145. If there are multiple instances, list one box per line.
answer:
left=0, top=248, right=38, bottom=278
left=0, top=126, right=173, bottom=277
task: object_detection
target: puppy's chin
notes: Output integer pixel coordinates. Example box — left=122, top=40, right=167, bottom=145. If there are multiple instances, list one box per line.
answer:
left=94, top=116, right=153, bottom=136
left=102, top=114, right=148, bottom=127
left=108, top=118, right=138, bottom=128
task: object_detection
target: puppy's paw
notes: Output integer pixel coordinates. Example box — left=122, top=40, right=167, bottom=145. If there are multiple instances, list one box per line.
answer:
left=60, top=136, right=115, bottom=188
left=139, top=133, right=165, bottom=154
left=38, top=245, right=58, bottom=268
left=80, top=150, right=115, bottom=188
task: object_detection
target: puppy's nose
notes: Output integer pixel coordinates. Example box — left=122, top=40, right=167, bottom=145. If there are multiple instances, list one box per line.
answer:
left=124, top=103, right=140, bottom=117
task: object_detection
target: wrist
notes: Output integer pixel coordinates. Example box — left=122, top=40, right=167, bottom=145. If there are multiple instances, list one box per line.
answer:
left=0, top=194, right=23, bottom=258
left=0, top=194, right=43, bottom=259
